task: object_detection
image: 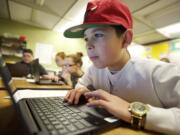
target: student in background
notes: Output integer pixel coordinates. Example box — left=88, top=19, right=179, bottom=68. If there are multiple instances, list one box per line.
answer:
left=160, top=57, right=170, bottom=63
left=55, top=52, right=66, bottom=71
left=16, top=48, right=58, bottom=81
left=63, top=0, right=180, bottom=134
left=76, top=52, right=83, bottom=59
left=61, top=54, right=84, bottom=88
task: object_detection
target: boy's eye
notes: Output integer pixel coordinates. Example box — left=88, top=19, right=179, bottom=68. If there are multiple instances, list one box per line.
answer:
left=94, top=33, right=104, bottom=38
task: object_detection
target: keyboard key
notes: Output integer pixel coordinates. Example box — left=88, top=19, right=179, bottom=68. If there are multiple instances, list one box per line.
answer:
left=43, top=120, right=49, bottom=124
left=67, top=116, right=72, bottom=119
left=52, top=121, right=60, bottom=125
left=54, top=124, right=63, bottom=129
left=67, top=124, right=77, bottom=132
left=49, top=117, right=56, bottom=121
left=75, top=116, right=81, bottom=120
left=56, top=115, right=62, bottom=118
left=80, top=119, right=93, bottom=127
left=50, top=130, right=58, bottom=135
left=47, top=125, right=53, bottom=130
left=58, top=128, right=68, bottom=134
left=69, top=107, right=81, bottom=113
left=70, top=119, right=77, bottom=123
left=41, top=116, right=46, bottom=120
left=62, top=120, right=69, bottom=125
left=75, top=122, right=85, bottom=129
left=79, top=112, right=88, bottom=117
left=60, top=118, right=65, bottom=121
left=72, top=113, right=78, bottom=117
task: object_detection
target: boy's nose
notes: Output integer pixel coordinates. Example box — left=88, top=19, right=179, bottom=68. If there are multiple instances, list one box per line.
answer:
left=86, top=42, right=95, bottom=50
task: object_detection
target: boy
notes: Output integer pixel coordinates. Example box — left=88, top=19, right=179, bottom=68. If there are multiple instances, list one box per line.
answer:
left=63, top=0, right=180, bottom=134
left=16, top=49, right=58, bottom=81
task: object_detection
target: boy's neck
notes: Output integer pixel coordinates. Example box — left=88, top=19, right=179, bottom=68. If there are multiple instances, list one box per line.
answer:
left=108, top=49, right=130, bottom=71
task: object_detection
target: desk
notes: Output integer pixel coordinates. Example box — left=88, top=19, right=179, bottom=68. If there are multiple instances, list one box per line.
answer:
left=0, top=78, right=71, bottom=90
left=0, top=79, right=158, bottom=135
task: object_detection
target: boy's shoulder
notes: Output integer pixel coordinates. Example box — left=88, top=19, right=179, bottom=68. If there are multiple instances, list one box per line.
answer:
left=87, top=58, right=175, bottom=74
left=130, top=57, right=179, bottom=74
left=130, top=57, right=162, bottom=66
left=87, top=58, right=160, bottom=72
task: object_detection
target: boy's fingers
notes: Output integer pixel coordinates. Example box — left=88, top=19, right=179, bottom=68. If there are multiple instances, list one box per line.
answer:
left=87, top=99, right=108, bottom=108
left=68, top=90, right=76, bottom=104
left=85, top=90, right=109, bottom=101
left=64, top=90, right=71, bottom=101
left=74, top=91, right=82, bottom=104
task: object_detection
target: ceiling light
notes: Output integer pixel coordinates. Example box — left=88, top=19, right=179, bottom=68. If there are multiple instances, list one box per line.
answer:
left=53, top=0, right=88, bottom=33
left=157, top=22, right=180, bottom=38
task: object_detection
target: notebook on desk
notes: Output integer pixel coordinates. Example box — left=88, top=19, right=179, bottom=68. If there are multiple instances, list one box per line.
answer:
left=0, top=56, right=121, bottom=135
left=31, top=59, right=64, bottom=85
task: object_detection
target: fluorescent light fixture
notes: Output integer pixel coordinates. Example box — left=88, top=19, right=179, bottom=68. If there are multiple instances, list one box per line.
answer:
left=157, top=22, right=180, bottom=38
left=53, top=0, right=88, bottom=33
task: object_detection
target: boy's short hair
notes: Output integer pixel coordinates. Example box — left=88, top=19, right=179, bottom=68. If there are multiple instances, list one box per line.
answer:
left=112, top=25, right=127, bottom=37
left=64, top=0, right=132, bottom=38
left=23, top=49, right=33, bottom=56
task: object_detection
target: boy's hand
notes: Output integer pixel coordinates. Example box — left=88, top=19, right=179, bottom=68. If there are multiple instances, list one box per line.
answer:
left=85, top=90, right=131, bottom=123
left=64, top=87, right=90, bottom=105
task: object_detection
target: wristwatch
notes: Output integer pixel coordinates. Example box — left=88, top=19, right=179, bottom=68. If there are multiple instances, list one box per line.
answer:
left=128, top=102, right=149, bottom=129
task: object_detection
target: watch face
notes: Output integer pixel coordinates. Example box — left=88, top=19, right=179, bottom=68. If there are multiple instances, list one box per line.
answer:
left=131, top=102, right=148, bottom=116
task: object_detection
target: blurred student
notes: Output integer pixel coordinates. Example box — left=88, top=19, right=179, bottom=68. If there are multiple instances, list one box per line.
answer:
left=16, top=48, right=58, bottom=81
left=63, top=0, right=180, bottom=134
left=76, top=52, right=83, bottom=59
left=61, top=54, right=84, bottom=88
left=160, top=57, right=170, bottom=63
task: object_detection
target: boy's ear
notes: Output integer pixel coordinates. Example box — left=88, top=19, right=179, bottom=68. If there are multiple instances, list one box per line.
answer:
left=122, top=29, right=133, bottom=48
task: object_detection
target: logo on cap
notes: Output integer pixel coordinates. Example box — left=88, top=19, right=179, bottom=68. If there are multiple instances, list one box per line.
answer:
left=84, top=5, right=97, bottom=21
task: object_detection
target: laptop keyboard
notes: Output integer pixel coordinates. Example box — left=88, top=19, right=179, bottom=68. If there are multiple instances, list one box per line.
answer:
left=27, top=97, right=106, bottom=135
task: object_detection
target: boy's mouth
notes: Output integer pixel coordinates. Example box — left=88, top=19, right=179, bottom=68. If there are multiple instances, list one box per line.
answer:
left=89, top=56, right=99, bottom=61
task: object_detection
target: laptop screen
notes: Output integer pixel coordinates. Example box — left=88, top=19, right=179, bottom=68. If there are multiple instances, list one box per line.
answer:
left=6, top=63, right=29, bottom=77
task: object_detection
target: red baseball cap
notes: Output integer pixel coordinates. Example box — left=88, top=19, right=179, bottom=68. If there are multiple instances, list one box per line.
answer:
left=64, top=0, right=133, bottom=38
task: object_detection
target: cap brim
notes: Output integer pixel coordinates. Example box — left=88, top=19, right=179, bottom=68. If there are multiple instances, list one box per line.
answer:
left=64, top=24, right=110, bottom=38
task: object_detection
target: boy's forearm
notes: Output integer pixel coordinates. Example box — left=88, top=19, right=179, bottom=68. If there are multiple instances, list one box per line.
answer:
left=121, top=102, right=131, bottom=123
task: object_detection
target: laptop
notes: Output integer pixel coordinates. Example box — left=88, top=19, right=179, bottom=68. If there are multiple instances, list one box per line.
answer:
left=31, top=59, right=64, bottom=85
left=0, top=56, right=121, bottom=135
left=6, top=63, right=29, bottom=77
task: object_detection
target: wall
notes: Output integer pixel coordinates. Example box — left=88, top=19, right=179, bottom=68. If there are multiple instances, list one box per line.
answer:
left=0, top=18, right=86, bottom=70
left=145, top=42, right=169, bottom=59
left=143, top=39, right=180, bottom=66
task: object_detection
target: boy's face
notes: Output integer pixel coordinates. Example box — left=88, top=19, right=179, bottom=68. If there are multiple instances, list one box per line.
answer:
left=84, top=26, right=124, bottom=69
left=23, top=52, right=33, bottom=63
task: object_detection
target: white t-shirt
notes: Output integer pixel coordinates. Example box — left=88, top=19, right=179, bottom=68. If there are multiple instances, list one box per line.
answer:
left=76, top=58, right=180, bottom=135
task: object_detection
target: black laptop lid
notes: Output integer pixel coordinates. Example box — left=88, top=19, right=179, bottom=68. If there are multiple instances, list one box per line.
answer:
left=30, top=59, right=40, bottom=82
left=0, top=55, right=16, bottom=105
left=6, top=63, right=29, bottom=77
